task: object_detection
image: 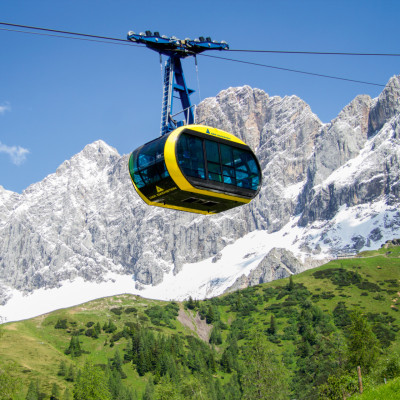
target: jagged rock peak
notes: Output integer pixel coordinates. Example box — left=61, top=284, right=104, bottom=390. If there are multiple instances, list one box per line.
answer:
left=368, top=74, right=400, bottom=135
left=77, top=140, right=120, bottom=164
left=331, top=94, right=372, bottom=136
left=54, top=139, right=120, bottom=176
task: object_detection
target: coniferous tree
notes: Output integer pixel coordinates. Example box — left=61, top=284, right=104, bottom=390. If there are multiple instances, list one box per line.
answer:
left=95, top=322, right=102, bottom=336
left=62, top=388, right=72, bottom=400
left=25, top=380, right=38, bottom=400
left=267, top=315, right=276, bottom=335
left=57, top=360, right=67, bottom=377
left=240, top=333, right=289, bottom=400
left=220, top=337, right=239, bottom=373
left=346, top=311, right=380, bottom=373
left=65, top=335, right=82, bottom=357
left=66, top=364, right=75, bottom=382
left=180, top=375, right=208, bottom=400
left=154, top=375, right=182, bottom=400
left=111, top=349, right=126, bottom=379
left=108, top=369, right=122, bottom=400
left=209, top=325, right=222, bottom=345
left=287, top=274, right=295, bottom=291
left=50, top=383, right=60, bottom=400
left=206, top=305, right=219, bottom=324
left=62, top=388, right=71, bottom=400
left=223, top=372, right=242, bottom=400
left=73, top=362, right=111, bottom=400
left=142, top=376, right=155, bottom=400
left=186, top=296, right=196, bottom=310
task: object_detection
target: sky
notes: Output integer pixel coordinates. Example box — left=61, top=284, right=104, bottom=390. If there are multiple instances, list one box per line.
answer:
left=0, top=0, right=399, bottom=193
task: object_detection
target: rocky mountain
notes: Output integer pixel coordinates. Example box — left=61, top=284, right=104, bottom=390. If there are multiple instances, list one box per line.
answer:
left=0, top=75, right=399, bottom=318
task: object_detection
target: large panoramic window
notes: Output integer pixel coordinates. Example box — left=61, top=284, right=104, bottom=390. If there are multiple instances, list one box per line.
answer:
left=176, top=133, right=260, bottom=192
left=176, top=134, right=206, bottom=179
left=133, top=136, right=169, bottom=188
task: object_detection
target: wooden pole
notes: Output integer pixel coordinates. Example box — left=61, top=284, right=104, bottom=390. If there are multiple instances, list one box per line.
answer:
left=357, top=366, right=363, bottom=394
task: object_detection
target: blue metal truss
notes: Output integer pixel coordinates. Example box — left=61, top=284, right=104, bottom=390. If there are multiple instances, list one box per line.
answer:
left=127, top=30, right=229, bottom=136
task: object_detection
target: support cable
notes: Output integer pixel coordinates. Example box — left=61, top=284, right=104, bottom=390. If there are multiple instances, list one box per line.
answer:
left=227, top=49, right=400, bottom=57
left=198, top=53, right=386, bottom=87
left=0, top=22, right=391, bottom=87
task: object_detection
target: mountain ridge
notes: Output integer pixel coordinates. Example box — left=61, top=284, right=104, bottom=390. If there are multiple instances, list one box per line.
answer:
left=0, top=75, right=399, bottom=321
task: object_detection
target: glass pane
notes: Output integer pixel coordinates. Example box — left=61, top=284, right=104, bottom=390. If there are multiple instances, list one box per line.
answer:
left=233, top=149, right=248, bottom=171
left=133, top=172, right=145, bottom=188
left=140, top=164, right=160, bottom=184
left=156, top=161, right=169, bottom=179
left=250, top=175, right=260, bottom=191
left=205, top=140, right=220, bottom=163
left=220, top=144, right=234, bottom=166
left=177, top=134, right=205, bottom=179
left=138, top=141, right=158, bottom=168
left=222, top=166, right=236, bottom=185
left=247, top=158, right=259, bottom=175
left=208, top=162, right=222, bottom=182
left=238, top=168, right=254, bottom=188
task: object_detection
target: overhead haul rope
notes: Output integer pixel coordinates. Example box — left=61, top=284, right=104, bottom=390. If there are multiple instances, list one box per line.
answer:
left=1, top=22, right=400, bottom=56
left=198, top=53, right=386, bottom=87
left=0, top=21, right=395, bottom=87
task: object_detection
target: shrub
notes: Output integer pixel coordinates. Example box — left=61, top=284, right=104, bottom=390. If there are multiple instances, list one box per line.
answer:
left=110, top=307, right=124, bottom=316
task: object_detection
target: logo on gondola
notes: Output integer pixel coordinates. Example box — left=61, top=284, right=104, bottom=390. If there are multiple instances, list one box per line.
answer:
left=149, top=186, right=178, bottom=200
left=205, top=128, right=230, bottom=141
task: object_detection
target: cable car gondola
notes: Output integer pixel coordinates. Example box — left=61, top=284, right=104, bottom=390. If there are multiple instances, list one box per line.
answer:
left=128, top=125, right=261, bottom=214
left=126, top=30, right=262, bottom=214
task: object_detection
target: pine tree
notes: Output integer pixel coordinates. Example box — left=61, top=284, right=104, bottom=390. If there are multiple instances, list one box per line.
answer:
left=62, top=388, right=72, bottom=400
left=112, top=349, right=126, bottom=379
left=241, top=333, right=289, bottom=400
left=267, top=315, right=276, bottom=335
left=287, top=274, right=295, bottom=291
left=25, top=380, right=38, bottom=400
left=50, top=383, right=60, bottom=400
left=154, top=375, right=182, bottom=400
left=209, top=326, right=222, bottom=345
left=224, top=372, right=241, bottom=400
left=66, top=364, right=75, bottom=382
left=346, top=311, right=380, bottom=373
left=108, top=369, right=122, bottom=399
left=65, top=335, right=82, bottom=357
left=142, top=376, right=155, bottom=400
left=73, top=362, right=111, bottom=400
left=95, top=322, right=102, bottom=336
left=186, top=296, right=196, bottom=310
left=57, top=360, right=67, bottom=377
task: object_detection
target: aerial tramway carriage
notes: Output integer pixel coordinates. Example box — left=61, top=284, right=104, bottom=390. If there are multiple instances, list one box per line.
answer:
left=127, top=30, right=262, bottom=214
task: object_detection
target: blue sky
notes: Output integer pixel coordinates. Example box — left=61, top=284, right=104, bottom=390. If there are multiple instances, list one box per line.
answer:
left=0, top=0, right=399, bottom=193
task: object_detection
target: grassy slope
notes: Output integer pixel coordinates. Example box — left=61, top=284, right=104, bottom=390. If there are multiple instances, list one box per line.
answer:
left=353, top=376, right=400, bottom=399
left=1, top=243, right=399, bottom=398
left=0, top=295, right=190, bottom=398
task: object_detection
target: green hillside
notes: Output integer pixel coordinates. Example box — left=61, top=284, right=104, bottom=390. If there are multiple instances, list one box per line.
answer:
left=352, top=376, right=400, bottom=399
left=1, top=241, right=400, bottom=399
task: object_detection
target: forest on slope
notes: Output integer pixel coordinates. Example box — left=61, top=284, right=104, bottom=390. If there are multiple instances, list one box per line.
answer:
left=1, top=240, right=400, bottom=399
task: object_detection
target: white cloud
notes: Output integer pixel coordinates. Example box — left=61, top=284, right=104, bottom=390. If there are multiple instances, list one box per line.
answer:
left=0, top=142, right=29, bottom=165
left=0, top=102, right=11, bottom=115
